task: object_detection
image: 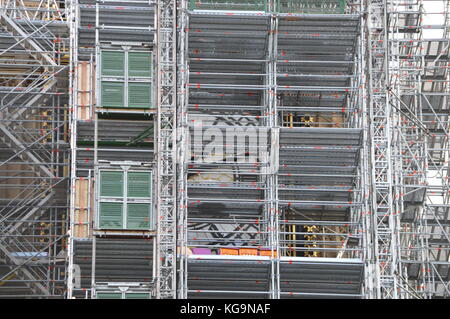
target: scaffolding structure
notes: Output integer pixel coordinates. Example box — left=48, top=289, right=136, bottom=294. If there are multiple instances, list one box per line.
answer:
left=0, top=0, right=69, bottom=298
left=66, top=0, right=156, bottom=299
left=0, top=0, right=449, bottom=299
left=178, top=0, right=366, bottom=299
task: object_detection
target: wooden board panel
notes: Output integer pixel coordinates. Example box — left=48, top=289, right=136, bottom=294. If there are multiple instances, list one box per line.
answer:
left=316, top=113, right=344, bottom=128
left=77, top=62, right=93, bottom=120
left=73, top=178, right=92, bottom=238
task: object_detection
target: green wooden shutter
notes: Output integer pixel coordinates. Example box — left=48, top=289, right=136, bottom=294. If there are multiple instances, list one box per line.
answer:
left=96, top=292, right=122, bottom=299
left=101, top=51, right=124, bottom=76
left=125, top=293, right=150, bottom=299
left=127, top=203, right=150, bottom=229
left=128, top=83, right=151, bottom=108
left=128, top=52, right=152, bottom=78
left=101, top=82, right=124, bottom=107
left=127, top=172, right=151, bottom=198
left=99, top=202, right=123, bottom=229
left=100, top=171, right=123, bottom=197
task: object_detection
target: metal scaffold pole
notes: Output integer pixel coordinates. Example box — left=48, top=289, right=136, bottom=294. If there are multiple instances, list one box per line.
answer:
left=155, top=0, right=178, bottom=299
left=177, top=0, right=189, bottom=299
left=367, top=0, right=399, bottom=298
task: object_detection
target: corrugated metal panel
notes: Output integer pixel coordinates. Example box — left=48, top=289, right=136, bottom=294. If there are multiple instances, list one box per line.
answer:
left=101, top=82, right=124, bottom=107
left=279, top=259, right=364, bottom=299
left=189, top=0, right=267, bottom=11
left=127, top=203, right=151, bottom=230
left=128, top=52, right=152, bottom=77
left=77, top=120, right=154, bottom=143
left=187, top=258, right=271, bottom=299
left=78, top=1, right=155, bottom=48
left=72, top=238, right=154, bottom=294
left=125, top=293, right=150, bottom=299
left=76, top=149, right=154, bottom=175
left=127, top=172, right=151, bottom=198
left=128, top=82, right=151, bottom=108
left=96, top=292, right=121, bottom=299
left=101, top=51, right=124, bottom=76
left=100, top=171, right=123, bottom=197
left=276, top=0, right=346, bottom=14
left=99, top=202, right=123, bottom=229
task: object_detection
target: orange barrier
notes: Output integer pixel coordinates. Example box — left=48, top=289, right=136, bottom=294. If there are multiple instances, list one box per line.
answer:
left=259, top=249, right=277, bottom=257
left=239, top=248, right=258, bottom=256
left=219, top=248, right=239, bottom=256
